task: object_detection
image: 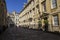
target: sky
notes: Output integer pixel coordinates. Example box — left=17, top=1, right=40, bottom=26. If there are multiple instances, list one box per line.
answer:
left=5, top=0, right=27, bottom=13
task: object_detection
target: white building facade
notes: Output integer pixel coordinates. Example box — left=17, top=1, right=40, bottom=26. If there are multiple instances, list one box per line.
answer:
left=7, top=11, right=19, bottom=27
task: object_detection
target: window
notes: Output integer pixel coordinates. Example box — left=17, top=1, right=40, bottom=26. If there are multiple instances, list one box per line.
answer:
left=53, top=15, right=58, bottom=26
left=33, top=8, right=35, bottom=14
left=29, top=18, right=32, bottom=22
left=30, top=10, right=32, bottom=13
left=33, top=8, right=35, bottom=11
left=28, top=12, right=29, bottom=14
left=36, top=5, right=39, bottom=9
left=42, top=1, right=46, bottom=12
left=36, top=5, right=40, bottom=14
left=51, top=0, right=57, bottom=9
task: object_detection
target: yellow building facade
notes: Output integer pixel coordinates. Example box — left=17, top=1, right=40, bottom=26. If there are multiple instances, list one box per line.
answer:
left=19, top=0, right=41, bottom=29
left=19, top=0, right=60, bottom=32
left=40, top=0, right=60, bottom=32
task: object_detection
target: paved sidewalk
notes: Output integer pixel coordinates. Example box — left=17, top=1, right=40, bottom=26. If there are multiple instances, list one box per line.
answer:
left=0, top=27, right=60, bottom=40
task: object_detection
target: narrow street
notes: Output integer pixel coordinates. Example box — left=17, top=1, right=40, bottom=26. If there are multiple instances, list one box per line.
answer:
left=0, top=27, right=60, bottom=40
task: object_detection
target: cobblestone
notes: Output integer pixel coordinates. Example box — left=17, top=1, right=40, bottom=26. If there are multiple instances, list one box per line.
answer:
left=0, top=27, right=60, bottom=40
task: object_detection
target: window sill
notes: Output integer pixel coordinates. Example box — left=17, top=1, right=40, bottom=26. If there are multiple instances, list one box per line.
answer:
left=51, top=7, right=57, bottom=10
left=52, top=25, right=59, bottom=27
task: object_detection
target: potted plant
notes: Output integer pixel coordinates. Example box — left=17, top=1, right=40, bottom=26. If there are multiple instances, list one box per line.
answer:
left=44, top=20, right=48, bottom=25
left=38, top=20, right=42, bottom=29
left=44, top=20, right=48, bottom=31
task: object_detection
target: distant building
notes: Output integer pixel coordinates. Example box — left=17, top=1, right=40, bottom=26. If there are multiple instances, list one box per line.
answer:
left=7, top=11, right=19, bottom=27
left=15, top=14, right=19, bottom=27
left=7, top=12, right=15, bottom=27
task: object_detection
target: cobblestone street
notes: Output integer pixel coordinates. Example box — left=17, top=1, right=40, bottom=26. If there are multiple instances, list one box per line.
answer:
left=0, top=27, right=60, bottom=40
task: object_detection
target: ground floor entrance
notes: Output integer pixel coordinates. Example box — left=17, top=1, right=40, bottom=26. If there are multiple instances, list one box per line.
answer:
left=44, top=17, right=48, bottom=31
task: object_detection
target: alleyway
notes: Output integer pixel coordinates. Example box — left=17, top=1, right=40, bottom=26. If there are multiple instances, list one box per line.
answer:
left=0, top=27, right=60, bottom=40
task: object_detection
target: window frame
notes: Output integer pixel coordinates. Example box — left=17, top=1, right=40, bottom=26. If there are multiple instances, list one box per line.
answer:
left=53, top=15, right=59, bottom=26
left=51, top=0, right=57, bottom=9
left=42, top=1, right=46, bottom=12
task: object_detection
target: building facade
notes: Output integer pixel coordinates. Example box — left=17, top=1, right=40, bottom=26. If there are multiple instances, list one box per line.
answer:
left=40, top=0, right=60, bottom=32
left=15, top=14, right=19, bottom=27
left=0, top=0, right=7, bottom=31
left=7, top=12, right=15, bottom=27
left=7, top=11, right=19, bottom=27
left=19, top=0, right=60, bottom=32
left=19, top=0, right=41, bottom=29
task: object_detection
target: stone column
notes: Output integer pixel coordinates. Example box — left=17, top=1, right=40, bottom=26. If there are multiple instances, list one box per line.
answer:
left=58, top=13, right=60, bottom=32
left=48, top=14, right=53, bottom=32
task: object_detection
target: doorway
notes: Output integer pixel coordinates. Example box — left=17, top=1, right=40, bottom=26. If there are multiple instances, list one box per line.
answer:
left=44, top=17, right=48, bottom=31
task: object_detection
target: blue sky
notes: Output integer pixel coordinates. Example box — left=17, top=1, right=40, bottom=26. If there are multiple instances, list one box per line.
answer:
left=5, top=0, right=27, bottom=13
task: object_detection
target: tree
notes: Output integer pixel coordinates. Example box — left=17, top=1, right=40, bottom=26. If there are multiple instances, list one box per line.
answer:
left=44, top=20, right=48, bottom=25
